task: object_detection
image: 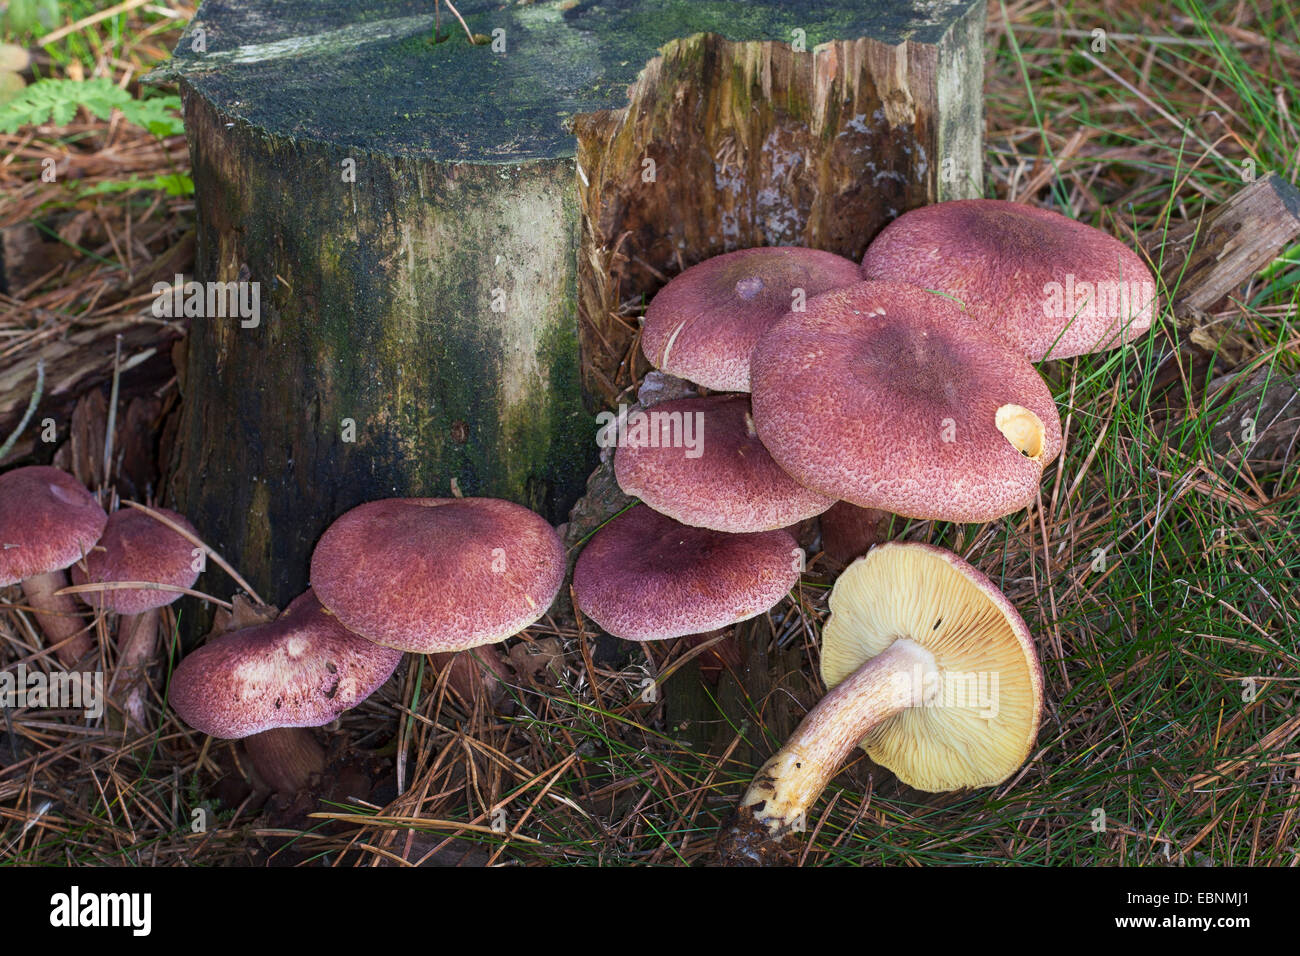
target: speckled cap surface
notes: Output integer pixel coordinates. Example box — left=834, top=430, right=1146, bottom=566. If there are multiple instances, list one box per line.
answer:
left=169, top=590, right=403, bottom=739
left=859, top=199, right=1157, bottom=360
left=613, top=394, right=834, bottom=532
left=71, top=507, right=200, bottom=615
left=641, top=246, right=862, bottom=392
left=572, top=505, right=801, bottom=641
left=750, top=281, right=1062, bottom=523
left=821, top=542, right=1043, bottom=792
left=0, top=466, right=107, bottom=586
left=310, top=497, right=565, bottom=654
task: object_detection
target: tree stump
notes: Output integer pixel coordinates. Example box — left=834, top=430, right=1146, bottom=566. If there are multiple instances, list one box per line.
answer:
left=150, top=0, right=988, bottom=612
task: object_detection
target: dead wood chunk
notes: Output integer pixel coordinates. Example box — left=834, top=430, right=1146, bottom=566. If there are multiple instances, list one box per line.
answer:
left=1151, top=172, right=1300, bottom=316
left=560, top=454, right=636, bottom=559
left=1148, top=175, right=1300, bottom=470
left=0, top=321, right=180, bottom=470
left=1207, top=369, right=1300, bottom=472
left=52, top=390, right=107, bottom=489
left=118, top=396, right=163, bottom=500
left=636, top=370, right=698, bottom=408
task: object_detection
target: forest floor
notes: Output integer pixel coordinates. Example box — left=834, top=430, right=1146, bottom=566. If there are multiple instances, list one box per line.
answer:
left=1, top=0, right=1297, bottom=866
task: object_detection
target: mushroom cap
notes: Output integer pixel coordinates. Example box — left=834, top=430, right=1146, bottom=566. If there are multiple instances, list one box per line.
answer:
left=750, top=280, right=1063, bottom=523
left=641, top=246, right=862, bottom=392
left=821, top=541, right=1043, bottom=792
left=169, top=590, right=403, bottom=739
left=70, top=507, right=200, bottom=615
left=859, top=199, right=1158, bottom=360
left=310, top=497, right=565, bottom=654
left=573, top=504, right=801, bottom=641
left=613, top=394, right=834, bottom=532
left=0, top=466, right=107, bottom=586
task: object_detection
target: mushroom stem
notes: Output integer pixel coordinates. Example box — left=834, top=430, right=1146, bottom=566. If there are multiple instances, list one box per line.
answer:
left=110, top=609, right=160, bottom=728
left=819, top=502, right=890, bottom=566
left=21, top=571, right=92, bottom=667
left=243, top=728, right=327, bottom=795
left=717, top=637, right=937, bottom=865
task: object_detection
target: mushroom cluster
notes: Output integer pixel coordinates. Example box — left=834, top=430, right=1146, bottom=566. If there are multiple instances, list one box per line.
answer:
left=575, top=247, right=861, bottom=668
left=167, top=495, right=567, bottom=793
left=0, top=194, right=1157, bottom=860
left=576, top=215, right=1094, bottom=650
left=0, top=466, right=211, bottom=726
left=571, top=198, right=1157, bottom=862
left=0, top=459, right=566, bottom=799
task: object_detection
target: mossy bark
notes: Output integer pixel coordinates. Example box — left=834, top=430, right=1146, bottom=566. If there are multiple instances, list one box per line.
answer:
left=171, top=92, right=592, bottom=612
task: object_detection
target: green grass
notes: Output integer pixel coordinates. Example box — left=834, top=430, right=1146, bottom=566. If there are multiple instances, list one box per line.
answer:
left=3, top=0, right=184, bottom=74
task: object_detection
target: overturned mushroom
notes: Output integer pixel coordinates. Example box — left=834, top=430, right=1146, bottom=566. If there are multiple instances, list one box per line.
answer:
left=717, top=542, right=1043, bottom=865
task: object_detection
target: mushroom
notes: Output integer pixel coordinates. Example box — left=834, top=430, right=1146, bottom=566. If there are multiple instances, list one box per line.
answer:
left=750, top=281, right=1063, bottom=524
left=612, top=393, right=834, bottom=533
left=71, top=506, right=201, bottom=728
left=0, top=466, right=107, bottom=666
left=169, top=590, right=403, bottom=794
left=640, top=246, right=862, bottom=392
left=716, top=541, right=1043, bottom=865
left=859, top=199, right=1158, bottom=360
left=310, top=497, right=565, bottom=653
left=608, top=395, right=827, bottom=677
left=310, top=497, right=565, bottom=701
left=572, top=504, right=801, bottom=642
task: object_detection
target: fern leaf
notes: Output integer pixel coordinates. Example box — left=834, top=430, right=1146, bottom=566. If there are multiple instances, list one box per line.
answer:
left=0, top=77, right=183, bottom=137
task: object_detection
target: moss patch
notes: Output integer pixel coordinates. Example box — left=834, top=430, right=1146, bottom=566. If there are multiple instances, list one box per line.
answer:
left=160, top=0, right=982, bottom=161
